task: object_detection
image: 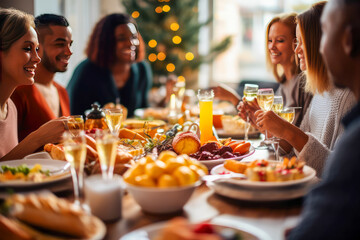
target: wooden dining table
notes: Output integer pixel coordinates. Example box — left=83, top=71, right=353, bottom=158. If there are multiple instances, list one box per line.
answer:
left=104, top=145, right=305, bottom=240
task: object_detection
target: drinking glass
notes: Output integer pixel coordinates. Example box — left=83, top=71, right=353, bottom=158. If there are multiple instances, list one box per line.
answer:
left=104, top=108, right=123, bottom=137
left=95, top=129, right=118, bottom=180
left=197, top=89, right=215, bottom=145
left=257, top=88, right=274, bottom=147
left=272, top=107, right=296, bottom=161
left=243, top=84, right=258, bottom=141
left=63, top=130, right=87, bottom=207
left=278, top=107, right=296, bottom=124
left=272, top=96, right=283, bottom=113
left=67, top=115, right=84, bottom=136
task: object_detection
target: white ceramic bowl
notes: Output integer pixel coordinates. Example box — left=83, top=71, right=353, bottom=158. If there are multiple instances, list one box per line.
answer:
left=124, top=180, right=201, bottom=214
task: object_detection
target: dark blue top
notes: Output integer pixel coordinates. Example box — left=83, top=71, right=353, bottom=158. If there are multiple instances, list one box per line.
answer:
left=66, top=59, right=152, bottom=117
left=289, top=100, right=360, bottom=239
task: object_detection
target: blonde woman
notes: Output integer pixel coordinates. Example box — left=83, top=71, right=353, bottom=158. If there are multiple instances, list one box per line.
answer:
left=254, top=1, right=356, bottom=176
left=229, top=13, right=312, bottom=127
left=0, top=8, right=66, bottom=160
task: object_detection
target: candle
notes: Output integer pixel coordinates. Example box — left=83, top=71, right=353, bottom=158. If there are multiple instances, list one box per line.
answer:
left=84, top=174, right=123, bottom=221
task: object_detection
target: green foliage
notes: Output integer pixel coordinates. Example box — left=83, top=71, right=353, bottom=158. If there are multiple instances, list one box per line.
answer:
left=122, top=0, right=231, bottom=81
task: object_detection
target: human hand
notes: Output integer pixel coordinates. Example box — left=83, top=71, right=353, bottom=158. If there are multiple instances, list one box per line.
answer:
left=32, top=118, right=67, bottom=146
left=254, top=110, right=290, bottom=139
left=237, top=100, right=259, bottom=128
left=212, top=84, right=240, bottom=106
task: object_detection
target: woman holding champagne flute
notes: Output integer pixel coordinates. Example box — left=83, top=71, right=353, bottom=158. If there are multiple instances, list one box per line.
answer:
left=254, top=1, right=356, bottom=176
left=0, top=8, right=66, bottom=160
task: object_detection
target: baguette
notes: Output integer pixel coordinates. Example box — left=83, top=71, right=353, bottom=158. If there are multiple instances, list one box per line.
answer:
left=10, top=193, right=104, bottom=239
left=0, top=215, right=32, bottom=240
left=44, top=143, right=65, bottom=161
left=119, top=128, right=146, bottom=141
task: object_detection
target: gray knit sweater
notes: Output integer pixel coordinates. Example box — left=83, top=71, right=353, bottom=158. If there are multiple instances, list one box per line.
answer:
left=295, top=87, right=356, bottom=176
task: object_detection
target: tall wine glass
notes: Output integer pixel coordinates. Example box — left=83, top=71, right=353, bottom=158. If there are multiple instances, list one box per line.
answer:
left=104, top=108, right=123, bottom=137
left=257, top=88, right=274, bottom=147
left=243, top=84, right=259, bottom=141
left=63, top=130, right=87, bottom=207
left=95, top=129, right=118, bottom=179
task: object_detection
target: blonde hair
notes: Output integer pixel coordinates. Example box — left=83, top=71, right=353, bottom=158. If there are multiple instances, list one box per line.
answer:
left=297, top=1, right=329, bottom=94
left=0, top=8, right=34, bottom=52
left=265, top=12, right=300, bottom=83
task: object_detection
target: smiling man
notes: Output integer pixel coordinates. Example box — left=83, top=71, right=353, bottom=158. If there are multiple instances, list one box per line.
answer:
left=11, top=14, right=73, bottom=141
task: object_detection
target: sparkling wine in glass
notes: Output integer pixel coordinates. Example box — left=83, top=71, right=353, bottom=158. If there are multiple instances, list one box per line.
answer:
left=63, top=130, right=87, bottom=207
left=257, top=88, right=274, bottom=147
left=272, top=96, right=283, bottom=113
left=104, top=108, right=123, bottom=137
left=96, top=129, right=118, bottom=179
left=278, top=107, right=296, bottom=123
left=243, top=84, right=258, bottom=141
left=67, top=115, right=84, bottom=136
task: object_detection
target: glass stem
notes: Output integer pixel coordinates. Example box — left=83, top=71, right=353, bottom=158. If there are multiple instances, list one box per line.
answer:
left=244, top=114, right=249, bottom=141
left=71, top=167, right=85, bottom=206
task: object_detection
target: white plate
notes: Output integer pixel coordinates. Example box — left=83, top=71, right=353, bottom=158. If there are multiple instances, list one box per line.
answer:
left=199, top=146, right=255, bottom=170
left=120, top=218, right=272, bottom=240
left=0, top=159, right=71, bottom=188
left=210, top=162, right=316, bottom=188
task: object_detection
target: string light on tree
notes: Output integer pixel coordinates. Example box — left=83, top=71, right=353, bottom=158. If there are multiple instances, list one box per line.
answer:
left=162, top=5, right=170, bottom=12
left=157, top=52, right=166, bottom=61
left=155, top=6, right=162, bottom=13
left=166, top=63, right=175, bottom=72
left=185, top=52, right=194, bottom=61
left=131, top=11, right=140, bottom=18
left=170, top=22, right=179, bottom=31
left=172, top=36, right=182, bottom=44
left=148, top=39, right=157, bottom=48
left=148, top=53, right=157, bottom=62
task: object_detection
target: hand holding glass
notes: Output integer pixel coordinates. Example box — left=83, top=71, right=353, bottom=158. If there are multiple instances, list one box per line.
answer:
left=67, top=115, right=84, bottom=136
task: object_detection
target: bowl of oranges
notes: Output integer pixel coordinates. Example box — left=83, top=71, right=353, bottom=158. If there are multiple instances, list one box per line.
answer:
left=123, top=151, right=207, bottom=214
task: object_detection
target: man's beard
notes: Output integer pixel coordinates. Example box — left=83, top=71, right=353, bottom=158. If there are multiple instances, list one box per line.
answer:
left=42, top=52, right=66, bottom=73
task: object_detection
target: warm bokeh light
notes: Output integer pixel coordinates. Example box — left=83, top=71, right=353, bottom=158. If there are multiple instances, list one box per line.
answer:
left=157, top=52, right=166, bottom=61
left=163, top=5, right=170, bottom=12
left=155, top=6, right=163, bottom=13
left=172, top=36, right=182, bottom=44
left=177, top=76, right=185, bottom=82
left=185, top=52, right=194, bottom=61
left=148, top=39, right=157, bottom=48
left=170, top=22, right=179, bottom=31
left=166, top=63, right=175, bottom=72
left=131, top=11, right=140, bottom=19
left=148, top=53, right=157, bottom=62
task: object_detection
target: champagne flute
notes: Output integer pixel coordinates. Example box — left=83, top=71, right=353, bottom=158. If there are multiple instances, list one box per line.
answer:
left=104, top=108, right=123, bottom=137
left=257, top=88, right=274, bottom=147
left=243, top=84, right=259, bottom=141
left=96, top=129, right=118, bottom=180
left=67, top=115, right=84, bottom=136
left=63, top=130, right=87, bottom=207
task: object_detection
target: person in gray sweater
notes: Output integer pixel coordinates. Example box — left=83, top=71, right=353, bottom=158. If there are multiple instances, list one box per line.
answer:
left=252, top=1, right=356, bottom=176
left=288, top=0, right=360, bottom=238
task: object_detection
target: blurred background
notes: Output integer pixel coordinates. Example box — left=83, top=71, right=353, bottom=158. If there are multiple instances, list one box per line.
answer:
left=1, top=0, right=319, bottom=96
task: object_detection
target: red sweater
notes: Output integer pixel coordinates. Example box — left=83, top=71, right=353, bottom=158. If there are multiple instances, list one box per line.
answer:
left=11, top=82, right=70, bottom=141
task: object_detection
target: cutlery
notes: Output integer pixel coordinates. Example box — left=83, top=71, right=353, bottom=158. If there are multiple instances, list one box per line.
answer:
left=49, top=162, right=71, bottom=175
left=202, top=173, right=247, bottom=183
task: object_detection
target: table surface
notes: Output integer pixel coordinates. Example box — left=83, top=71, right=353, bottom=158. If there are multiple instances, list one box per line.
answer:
left=106, top=146, right=304, bottom=240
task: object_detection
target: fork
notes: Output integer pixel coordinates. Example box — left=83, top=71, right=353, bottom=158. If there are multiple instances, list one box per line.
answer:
left=48, top=162, right=71, bottom=175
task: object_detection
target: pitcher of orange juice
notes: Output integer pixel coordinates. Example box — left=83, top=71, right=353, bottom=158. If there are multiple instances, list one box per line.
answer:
left=197, top=89, right=215, bottom=145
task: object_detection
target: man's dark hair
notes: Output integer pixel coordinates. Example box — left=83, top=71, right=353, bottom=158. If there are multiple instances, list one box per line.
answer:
left=34, top=14, right=69, bottom=28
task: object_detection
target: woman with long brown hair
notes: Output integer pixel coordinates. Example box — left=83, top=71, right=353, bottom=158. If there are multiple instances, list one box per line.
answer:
left=67, top=13, right=152, bottom=117
left=254, top=1, right=356, bottom=175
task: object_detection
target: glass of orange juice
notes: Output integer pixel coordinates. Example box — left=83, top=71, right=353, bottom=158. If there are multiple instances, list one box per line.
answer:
left=197, top=89, right=215, bottom=145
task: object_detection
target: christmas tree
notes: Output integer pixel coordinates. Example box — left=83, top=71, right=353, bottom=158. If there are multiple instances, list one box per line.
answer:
left=122, top=0, right=231, bottom=87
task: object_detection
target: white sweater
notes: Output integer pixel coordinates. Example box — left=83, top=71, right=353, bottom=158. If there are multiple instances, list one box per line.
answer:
left=295, top=87, right=356, bottom=176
